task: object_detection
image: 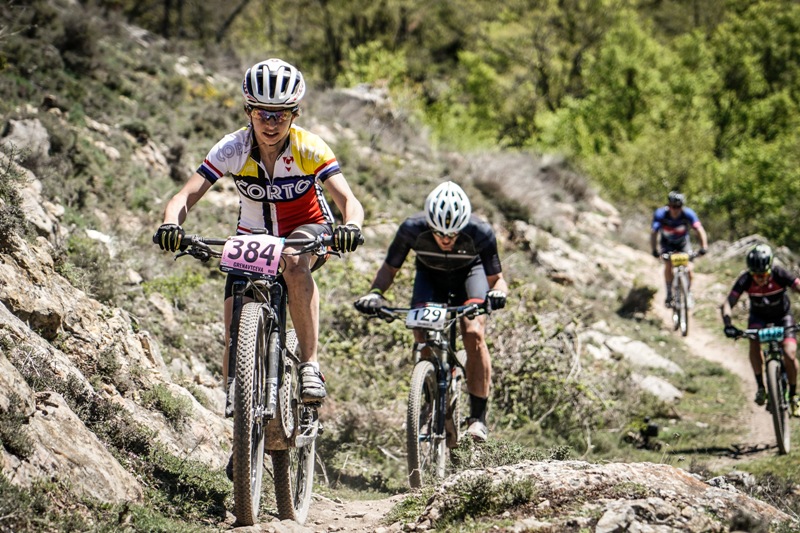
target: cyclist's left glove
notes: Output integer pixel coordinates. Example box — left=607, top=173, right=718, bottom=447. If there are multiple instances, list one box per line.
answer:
left=486, top=289, right=507, bottom=311
left=724, top=325, right=740, bottom=339
left=333, top=224, right=363, bottom=253
left=154, top=223, right=184, bottom=252
left=698, top=248, right=708, bottom=256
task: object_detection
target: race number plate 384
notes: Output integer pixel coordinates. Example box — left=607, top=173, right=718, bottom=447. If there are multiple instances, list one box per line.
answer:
left=405, top=305, right=447, bottom=330
left=219, top=234, right=284, bottom=277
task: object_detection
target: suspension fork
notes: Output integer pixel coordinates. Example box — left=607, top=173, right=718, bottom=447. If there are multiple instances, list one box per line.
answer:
left=264, top=281, right=286, bottom=419
left=227, top=280, right=248, bottom=392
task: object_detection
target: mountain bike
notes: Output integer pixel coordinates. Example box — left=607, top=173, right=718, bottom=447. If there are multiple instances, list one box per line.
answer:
left=157, top=230, right=339, bottom=525
left=371, top=302, right=486, bottom=488
left=661, top=251, right=698, bottom=337
left=730, top=324, right=797, bottom=455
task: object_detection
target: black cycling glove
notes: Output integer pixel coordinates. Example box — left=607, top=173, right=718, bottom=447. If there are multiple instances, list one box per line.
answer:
left=354, top=291, right=387, bottom=313
left=154, top=223, right=184, bottom=252
left=333, top=224, right=363, bottom=253
left=724, top=326, right=740, bottom=339
left=487, top=289, right=507, bottom=311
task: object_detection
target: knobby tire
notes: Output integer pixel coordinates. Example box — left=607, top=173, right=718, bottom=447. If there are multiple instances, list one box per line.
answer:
left=407, top=360, right=445, bottom=488
left=671, top=278, right=680, bottom=331
left=766, top=358, right=790, bottom=454
left=678, top=271, right=690, bottom=337
left=272, top=329, right=316, bottom=524
left=232, top=303, right=269, bottom=526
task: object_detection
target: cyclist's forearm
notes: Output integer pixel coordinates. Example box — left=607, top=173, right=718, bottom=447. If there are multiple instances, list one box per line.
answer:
left=720, top=300, right=733, bottom=325
left=487, top=273, right=508, bottom=293
left=650, top=232, right=658, bottom=252
left=370, top=263, right=399, bottom=293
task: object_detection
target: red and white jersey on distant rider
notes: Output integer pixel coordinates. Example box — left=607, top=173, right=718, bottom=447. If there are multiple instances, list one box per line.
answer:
left=197, top=124, right=340, bottom=237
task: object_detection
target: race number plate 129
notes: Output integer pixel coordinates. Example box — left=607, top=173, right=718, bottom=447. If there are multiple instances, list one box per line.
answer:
left=219, top=234, right=284, bottom=277
left=405, top=305, right=446, bottom=330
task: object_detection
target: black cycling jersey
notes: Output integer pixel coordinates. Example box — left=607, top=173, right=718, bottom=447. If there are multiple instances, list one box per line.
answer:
left=729, top=265, right=799, bottom=319
left=384, top=213, right=502, bottom=275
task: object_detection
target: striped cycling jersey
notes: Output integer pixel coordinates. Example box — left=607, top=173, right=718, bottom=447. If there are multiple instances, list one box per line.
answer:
left=197, top=124, right=340, bottom=237
left=651, top=206, right=702, bottom=245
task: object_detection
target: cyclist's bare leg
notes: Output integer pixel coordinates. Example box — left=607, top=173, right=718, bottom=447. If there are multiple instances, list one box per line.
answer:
left=782, top=339, right=798, bottom=386
left=460, top=314, right=491, bottom=398
left=749, top=339, right=764, bottom=377
left=663, top=261, right=674, bottom=287
left=282, top=250, right=318, bottom=364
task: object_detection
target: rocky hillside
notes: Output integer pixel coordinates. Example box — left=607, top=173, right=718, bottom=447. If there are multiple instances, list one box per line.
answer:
left=1, top=14, right=799, bottom=533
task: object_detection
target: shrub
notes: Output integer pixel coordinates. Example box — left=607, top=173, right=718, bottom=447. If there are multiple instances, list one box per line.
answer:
left=141, top=384, right=192, bottom=428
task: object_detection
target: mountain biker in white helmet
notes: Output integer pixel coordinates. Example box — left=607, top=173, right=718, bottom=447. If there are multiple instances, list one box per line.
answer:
left=155, top=58, right=364, bottom=417
left=354, top=181, right=508, bottom=442
left=721, top=243, right=800, bottom=416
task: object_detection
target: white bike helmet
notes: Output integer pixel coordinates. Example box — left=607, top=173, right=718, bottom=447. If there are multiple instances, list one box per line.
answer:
left=424, top=181, right=472, bottom=234
left=242, top=59, right=305, bottom=109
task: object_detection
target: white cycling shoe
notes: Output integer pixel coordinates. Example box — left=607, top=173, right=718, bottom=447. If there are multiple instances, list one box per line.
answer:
left=466, top=418, right=488, bottom=443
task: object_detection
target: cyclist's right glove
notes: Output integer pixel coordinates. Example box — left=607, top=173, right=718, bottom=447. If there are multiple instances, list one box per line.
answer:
left=724, top=325, right=740, bottom=339
left=354, top=290, right=387, bottom=314
left=652, top=249, right=660, bottom=258
left=154, top=223, right=184, bottom=252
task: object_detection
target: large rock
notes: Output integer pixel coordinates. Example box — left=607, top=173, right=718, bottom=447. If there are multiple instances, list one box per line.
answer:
left=417, top=461, right=792, bottom=532
left=3, top=391, right=143, bottom=503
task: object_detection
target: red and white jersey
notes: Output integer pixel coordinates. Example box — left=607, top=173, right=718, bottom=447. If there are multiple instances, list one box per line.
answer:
left=197, top=124, right=340, bottom=237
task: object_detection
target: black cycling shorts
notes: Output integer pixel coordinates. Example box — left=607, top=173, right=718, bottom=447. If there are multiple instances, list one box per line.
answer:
left=659, top=238, right=691, bottom=255
left=748, top=313, right=797, bottom=340
left=224, top=223, right=332, bottom=300
left=411, top=262, right=489, bottom=307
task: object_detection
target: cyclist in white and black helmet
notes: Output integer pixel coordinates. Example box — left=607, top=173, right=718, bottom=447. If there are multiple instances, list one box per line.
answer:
left=155, top=58, right=364, bottom=411
left=650, top=191, right=708, bottom=307
left=354, top=181, right=508, bottom=442
left=721, top=244, right=800, bottom=416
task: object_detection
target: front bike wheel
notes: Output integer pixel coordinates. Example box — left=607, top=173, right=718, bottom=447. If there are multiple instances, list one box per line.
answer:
left=407, top=360, right=446, bottom=488
left=766, top=358, right=790, bottom=454
left=272, top=329, right=316, bottom=524
left=678, top=272, right=690, bottom=337
left=232, top=303, right=269, bottom=526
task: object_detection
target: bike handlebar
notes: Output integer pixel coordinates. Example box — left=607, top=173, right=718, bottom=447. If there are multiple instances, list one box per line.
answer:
left=660, top=250, right=700, bottom=261
left=729, top=324, right=798, bottom=341
left=372, top=302, right=488, bottom=324
left=153, top=232, right=346, bottom=261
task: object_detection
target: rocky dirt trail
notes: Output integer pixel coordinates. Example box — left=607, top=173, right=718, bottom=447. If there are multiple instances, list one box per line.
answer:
left=228, top=493, right=405, bottom=532
left=641, top=259, right=777, bottom=466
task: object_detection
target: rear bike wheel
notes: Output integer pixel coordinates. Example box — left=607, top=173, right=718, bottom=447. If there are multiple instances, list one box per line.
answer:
left=766, top=358, right=791, bottom=454
left=272, top=329, right=316, bottom=524
left=407, top=360, right=445, bottom=488
left=232, top=303, right=269, bottom=526
left=678, top=271, right=690, bottom=337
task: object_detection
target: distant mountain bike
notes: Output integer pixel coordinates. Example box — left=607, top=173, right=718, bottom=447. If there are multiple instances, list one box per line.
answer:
left=662, top=251, right=698, bottom=337
left=371, top=302, right=486, bottom=488
left=157, top=230, right=340, bottom=525
left=730, top=324, right=796, bottom=455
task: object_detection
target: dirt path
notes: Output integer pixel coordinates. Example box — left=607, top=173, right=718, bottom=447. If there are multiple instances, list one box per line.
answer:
left=230, top=494, right=405, bottom=532
left=642, top=260, right=776, bottom=465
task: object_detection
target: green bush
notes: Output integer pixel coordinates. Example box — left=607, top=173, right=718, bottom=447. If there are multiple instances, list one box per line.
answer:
left=141, top=384, right=193, bottom=427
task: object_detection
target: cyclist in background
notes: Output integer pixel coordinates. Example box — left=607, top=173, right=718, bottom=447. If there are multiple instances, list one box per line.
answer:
left=650, top=191, right=708, bottom=307
left=154, top=58, right=364, bottom=407
left=354, top=181, right=508, bottom=442
left=720, top=244, right=800, bottom=416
